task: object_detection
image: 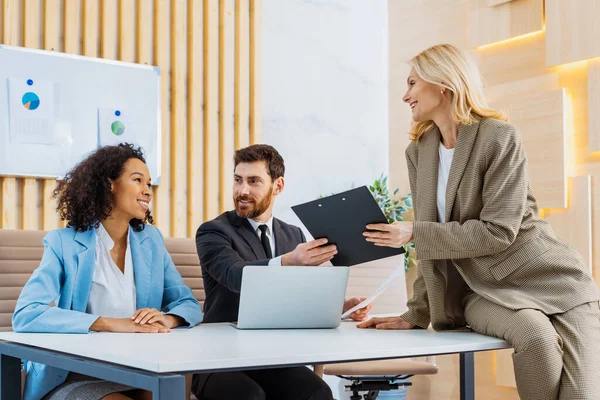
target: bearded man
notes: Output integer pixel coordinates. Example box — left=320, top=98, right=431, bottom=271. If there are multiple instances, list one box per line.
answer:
left=192, top=144, right=370, bottom=400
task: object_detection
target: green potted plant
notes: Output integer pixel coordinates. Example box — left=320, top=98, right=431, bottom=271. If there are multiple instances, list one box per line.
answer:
left=368, top=173, right=415, bottom=271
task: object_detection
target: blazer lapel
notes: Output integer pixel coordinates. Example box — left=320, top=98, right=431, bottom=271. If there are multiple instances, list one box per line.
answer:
left=72, top=229, right=96, bottom=312
left=231, top=212, right=265, bottom=259
left=273, top=218, right=286, bottom=256
left=131, top=227, right=153, bottom=309
left=444, top=121, right=480, bottom=222
left=416, top=125, right=441, bottom=223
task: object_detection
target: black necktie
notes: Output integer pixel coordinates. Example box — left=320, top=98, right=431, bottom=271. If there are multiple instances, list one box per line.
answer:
left=258, top=224, right=273, bottom=259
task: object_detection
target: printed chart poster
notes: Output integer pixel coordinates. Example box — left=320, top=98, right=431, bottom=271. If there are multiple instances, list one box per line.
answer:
left=98, top=108, right=134, bottom=147
left=8, top=77, right=56, bottom=145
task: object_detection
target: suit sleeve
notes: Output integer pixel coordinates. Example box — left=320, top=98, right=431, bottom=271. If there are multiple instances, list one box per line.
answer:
left=196, top=223, right=270, bottom=293
left=413, top=124, right=528, bottom=260
left=400, top=261, right=431, bottom=329
left=12, top=231, right=99, bottom=333
left=400, top=144, right=431, bottom=329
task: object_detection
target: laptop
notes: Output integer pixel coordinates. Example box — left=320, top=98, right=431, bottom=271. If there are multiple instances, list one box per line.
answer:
left=235, top=266, right=350, bottom=329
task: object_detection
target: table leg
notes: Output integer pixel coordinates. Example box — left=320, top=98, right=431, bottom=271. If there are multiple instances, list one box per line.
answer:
left=460, top=352, right=475, bottom=400
left=154, top=374, right=186, bottom=400
left=0, top=353, right=21, bottom=400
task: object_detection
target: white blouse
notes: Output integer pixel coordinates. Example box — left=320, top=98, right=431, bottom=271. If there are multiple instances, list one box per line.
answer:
left=86, top=223, right=137, bottom=318
left=437, top=142, right=455, bottom=223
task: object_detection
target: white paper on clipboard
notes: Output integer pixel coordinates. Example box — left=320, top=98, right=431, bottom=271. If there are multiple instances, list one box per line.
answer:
left=341, top=265, right=403, bottom=319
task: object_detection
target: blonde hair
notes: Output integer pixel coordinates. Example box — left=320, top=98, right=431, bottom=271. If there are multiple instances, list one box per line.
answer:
left=408, top=44, right=506, bottom=141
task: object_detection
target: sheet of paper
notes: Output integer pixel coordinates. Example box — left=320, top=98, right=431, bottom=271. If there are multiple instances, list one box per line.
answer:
left=98, top=108, right=134, bottom=147
left=341, top=265, right=403, bottom=319
left=8, top=77, right=55, bottom=144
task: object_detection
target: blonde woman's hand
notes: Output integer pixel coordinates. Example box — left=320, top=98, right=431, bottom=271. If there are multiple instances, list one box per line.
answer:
left=356, top=316, right=415, bottom=330
left=363, top=221, right=413, bottom=248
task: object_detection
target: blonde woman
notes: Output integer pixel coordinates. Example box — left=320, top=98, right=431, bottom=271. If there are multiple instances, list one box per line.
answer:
left=358, top=44, right=600, bottom=400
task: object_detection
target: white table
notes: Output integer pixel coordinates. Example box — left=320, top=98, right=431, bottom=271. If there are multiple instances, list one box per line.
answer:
left=0, top=321, right=510, bottom=399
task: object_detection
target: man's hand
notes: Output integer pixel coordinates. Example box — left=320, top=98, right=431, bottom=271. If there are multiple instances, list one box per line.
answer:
left=131, top=308, right=183, bottom=329
left=363, top=221, right=413, bottom=248
left=281, top=238, right=337, bottom=266
left=356, top=316, right=415, bottom=330
left=343, top=297, right=373, bottom=321
left=90, top=317, right=171, bottom=333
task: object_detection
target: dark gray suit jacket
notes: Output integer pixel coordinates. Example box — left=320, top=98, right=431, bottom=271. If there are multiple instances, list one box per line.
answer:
left=196, top=210, right=305, bottom=323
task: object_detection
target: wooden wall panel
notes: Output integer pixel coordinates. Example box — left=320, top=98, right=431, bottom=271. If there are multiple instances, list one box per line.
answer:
left=118, top=0, right=135, bottom=62
left=43, top=0, right=61, bottom=51
left=483, top=74, right=559, bottom=102
left=496, top=349, right=516, bottom=388
left=187, top=0, right=204, bottom=237
left=545, top=176, right=593, bottom=271
left=234, top=0, right=250, bottom=151
left=100, top=0, right=117, bottom=60
left=488, top=0, right=513, bottom=5
left=22, top=0, right=41, bottom=231
left=557, top=62, right=586, bottom=183
left=546, top=0, right=600, bottom=67
left=41, top=0, right=61, bottom=231
left=1, top=0, right=20, bottom=230
left=474, top=30, right=546, bottom=87
left=63, top=0, right=81, bottom=55
left=203, top=0, right=219, bottom=221
left=589, top=60, right=600, bottom=152
left=135, top=0, right=152, bottom=65
left=219, top=0, right=234, bottom=214
left=490, top=89, right=568, bottom=209
left=470, top=0, right=543, bottom=48
left=153, top=0, right=170, bottom=234
left=0, top=0, right=259, bottom=237
left=593, top=176, right=600, bottom=285
left=249, top=0, right=261, bottom=144
left=83, top=0, right=99, bottom=57
left=170, top=0, right=187, bottom=237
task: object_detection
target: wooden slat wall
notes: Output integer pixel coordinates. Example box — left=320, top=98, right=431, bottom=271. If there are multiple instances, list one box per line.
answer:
left=0, top=0, right=261, bottom=237
left=1, top=0, right=19, bottom=230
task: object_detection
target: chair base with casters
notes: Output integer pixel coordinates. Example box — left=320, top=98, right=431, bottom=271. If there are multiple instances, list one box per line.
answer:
left=320, top=358, right=438, bottom=400
left=342, top=375, right=413, bottom=400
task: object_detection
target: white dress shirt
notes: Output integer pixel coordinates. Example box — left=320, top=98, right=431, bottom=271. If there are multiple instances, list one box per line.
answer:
left=436, top=142, right=455, bottom=281
left=437, top=142, right=455, bottom=224
left=86, top=223, right=137, bottom=318
left=247, top=216, right=283, bottom=266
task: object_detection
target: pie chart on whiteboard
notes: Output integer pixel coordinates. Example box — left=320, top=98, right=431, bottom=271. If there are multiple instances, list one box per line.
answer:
left=22, top=92, right=40, bottom=110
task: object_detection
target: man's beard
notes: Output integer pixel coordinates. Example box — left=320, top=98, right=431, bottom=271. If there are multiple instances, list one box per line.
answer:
left=234, top=187, right=274, bottom=219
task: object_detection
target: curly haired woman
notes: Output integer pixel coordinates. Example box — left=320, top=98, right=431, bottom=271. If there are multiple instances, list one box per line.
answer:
left=13, top=143, right=203, bottom=400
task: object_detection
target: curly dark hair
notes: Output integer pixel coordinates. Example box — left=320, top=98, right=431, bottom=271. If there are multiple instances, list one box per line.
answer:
left=53, top=143, right=154, bottom=232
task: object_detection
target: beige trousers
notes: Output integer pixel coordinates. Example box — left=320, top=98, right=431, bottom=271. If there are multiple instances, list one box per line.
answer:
left=464, top=294, right=600, bottom=400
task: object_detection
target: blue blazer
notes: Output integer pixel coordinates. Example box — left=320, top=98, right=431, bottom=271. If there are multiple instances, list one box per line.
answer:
left=12, top=224, right=203, bottom=400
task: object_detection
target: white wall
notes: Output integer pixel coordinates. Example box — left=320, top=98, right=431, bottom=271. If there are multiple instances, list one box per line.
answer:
left=261, top=0, right=389, bottom=232
left=262, top=2, right=409, bottom=399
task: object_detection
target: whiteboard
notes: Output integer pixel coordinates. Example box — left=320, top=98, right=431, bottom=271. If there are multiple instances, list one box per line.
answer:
left=0, top=45, right=161, bottom=183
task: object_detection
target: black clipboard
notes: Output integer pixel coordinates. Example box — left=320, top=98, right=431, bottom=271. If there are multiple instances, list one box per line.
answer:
left=291, top=186, right=405, bottom=266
